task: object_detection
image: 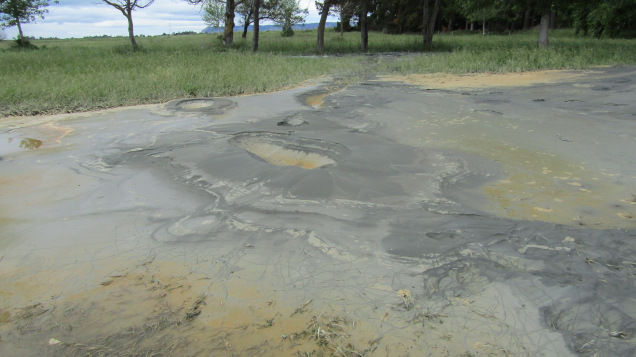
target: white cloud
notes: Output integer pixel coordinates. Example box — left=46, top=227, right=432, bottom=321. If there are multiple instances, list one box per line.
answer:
left=1, top=0, right=332, bottom=39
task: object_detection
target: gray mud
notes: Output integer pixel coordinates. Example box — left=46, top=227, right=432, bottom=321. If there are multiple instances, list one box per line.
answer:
left=1, top=67, right=636, bottom=356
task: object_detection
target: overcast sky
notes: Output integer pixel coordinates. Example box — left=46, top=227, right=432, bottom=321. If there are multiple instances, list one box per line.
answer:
left=1, top=0, right=330, bottom=39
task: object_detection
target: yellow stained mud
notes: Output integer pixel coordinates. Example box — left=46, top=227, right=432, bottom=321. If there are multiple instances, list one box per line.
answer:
left=399, top=104, right=636, bottom=229
left=41, top=121, right=74, bottom=143
left=1, top=249, right=544, bottom=356
left=237, top=141, right=335, bottom=169
left=0, top=258, right=388, bottom=356
left=18, top=138, right=42, bottom=149
left=378, top=70, right=586, bottom=90
left=305, top=93, right=328, bottom=109
left=478, top=141, right=636, bottom=229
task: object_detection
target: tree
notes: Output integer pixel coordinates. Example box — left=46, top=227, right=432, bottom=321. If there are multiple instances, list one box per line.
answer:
left=236, top=0, right=255, bottom=38
left=422, top=0, right=440, bottom=47
left=441, top=0, right=463, bottom=32
left=455, top=0, right=512, bottom=35
left=536, top=0, right=551, bottom=47
left=359, top=0, right=368, bottom=51
left=333, top=0, right=356, bottom=37
left=568, top=0, right=636, bottom=38
left=187, top=0, right=243, bottom=46
left=0, top=0, right=58, bottom=41
left=272, top=0, right=306, bottom=37
left=201, top=0, right=224, bottom=30
left=101, top=0, right=155, bottom=51
left=252, top=0, right=259, bottom=51
left=316, top=0, right=332, bottom=52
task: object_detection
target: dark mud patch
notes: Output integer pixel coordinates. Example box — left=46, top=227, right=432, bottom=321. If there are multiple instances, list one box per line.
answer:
left=277, top=113, right=307, bottom=127
left=474, top=98, right=510, bottom=105
left=475, top=109, right=504, bottom=116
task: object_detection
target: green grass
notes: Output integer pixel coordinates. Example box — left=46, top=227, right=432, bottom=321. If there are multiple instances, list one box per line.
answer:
left=1, top=29, right=635, bottom=117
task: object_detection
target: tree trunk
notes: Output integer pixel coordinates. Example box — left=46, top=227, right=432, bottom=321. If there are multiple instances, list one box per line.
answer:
left=482, top=19, right=486, bottom=36
left=16, top=18, right=24, bottom=40
left=549, top=10, right=557, bottom=29
left=242, top=10, right=252, bottom=39
left=422, top=0, right=429, bottom=47
left=470, top=21, right=475, bottom=31
left=360, top=0, right=368, bottom=51
left=317, top=0, right=331, bottom=53
left=428, top=0, right=440, bottom=42
left=224, top=0, right=235, bottom=46
left=448, top=18, right=454, bottom=32
left=252, top=0, right=260, bottom=52
left=127, top=13, right=138, bottom=51
left=538, top=12, right=550, bottom=48
left=523, top=9, right=531, bottom=30
left=340, top=12, right=344, bottom=37
left=422, top=0, right=439, bottom=48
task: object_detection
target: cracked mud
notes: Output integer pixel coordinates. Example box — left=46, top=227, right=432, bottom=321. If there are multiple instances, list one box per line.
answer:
left=1, top=67, right=636, bottom=356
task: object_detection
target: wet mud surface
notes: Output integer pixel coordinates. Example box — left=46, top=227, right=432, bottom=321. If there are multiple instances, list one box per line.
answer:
left=1, top=67, right=636, bottom=356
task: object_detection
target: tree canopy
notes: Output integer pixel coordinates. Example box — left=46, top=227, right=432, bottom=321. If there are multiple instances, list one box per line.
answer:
left=564, top=0, right=636, bottom=38
left=0, top=0, right=58, bottom=40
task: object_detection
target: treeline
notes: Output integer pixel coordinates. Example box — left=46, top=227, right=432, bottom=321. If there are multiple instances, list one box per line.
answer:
left=2, top=0, right=635, bottom=53
left=334, top=0, right=636, bottom=38
left=311, top=0, right=636, bottom=52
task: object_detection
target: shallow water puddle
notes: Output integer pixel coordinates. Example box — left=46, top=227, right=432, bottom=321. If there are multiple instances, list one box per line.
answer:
left=0, top=122, right=73, bottom=157
left=176, top=98, right=216, bottom=110
left=0, top=133, right=41, bottom=155
left=305, top=93, right=328, bottom=109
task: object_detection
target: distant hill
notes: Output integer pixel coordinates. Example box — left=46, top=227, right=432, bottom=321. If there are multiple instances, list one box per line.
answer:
left=202, top=22, right=337, bottom=34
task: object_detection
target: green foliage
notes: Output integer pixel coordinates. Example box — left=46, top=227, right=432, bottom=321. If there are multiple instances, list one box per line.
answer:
left=11, top=36, right=37, bottom=49
left=272, top=0, right=307, bottom=37
left=0, top=0, right=58, bottom=38
left=199, top=0, right=307, bottom=38
left=455, top=0, right=507, bottom=22
left=281, top=23, right=294, bottom=37
left=201, top=0, right=224, bottom=29
left=589, top=0, right=636, bottom=38
left=566, top=0, right=636, bottom=38
left=368, top=0, right=423, bottom=34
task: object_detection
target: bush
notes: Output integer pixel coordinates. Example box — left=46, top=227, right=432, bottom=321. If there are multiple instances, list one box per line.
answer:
left=11, top=38, right=38, bottom=50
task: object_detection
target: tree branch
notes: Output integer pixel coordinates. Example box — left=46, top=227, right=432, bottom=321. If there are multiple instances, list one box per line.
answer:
left=102, top=0, right=128, bottom=16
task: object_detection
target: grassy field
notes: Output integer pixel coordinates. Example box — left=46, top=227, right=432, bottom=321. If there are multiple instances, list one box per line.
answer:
left=1, top=29, right=635, bottom=117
